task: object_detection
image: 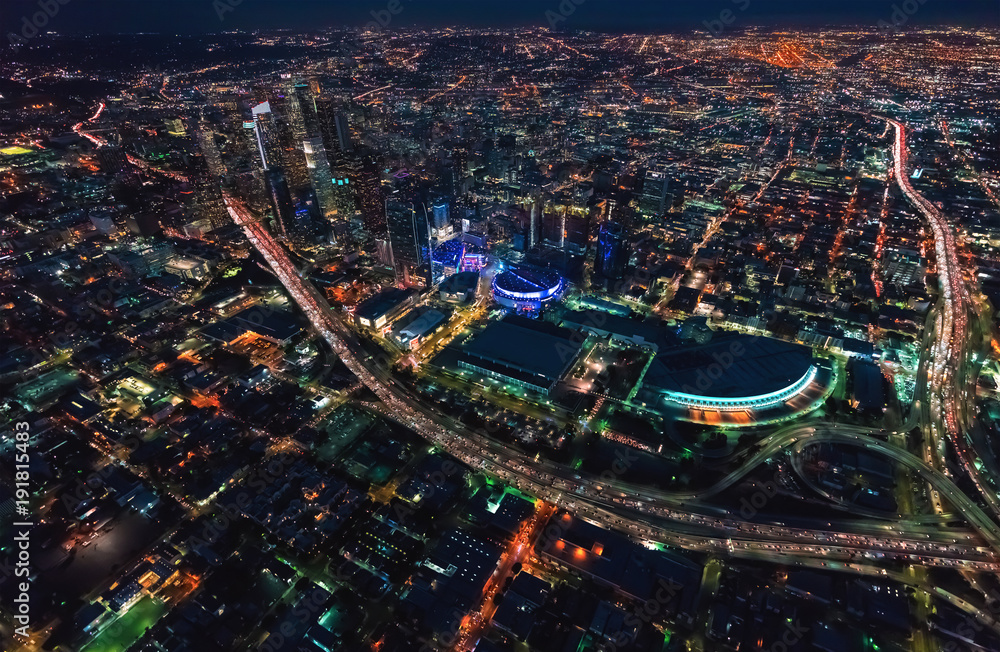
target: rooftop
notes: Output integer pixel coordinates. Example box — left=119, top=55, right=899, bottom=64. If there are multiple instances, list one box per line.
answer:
left=645, top=333, right=814, bottom=399
left=458, top=315, right=584, bottom=384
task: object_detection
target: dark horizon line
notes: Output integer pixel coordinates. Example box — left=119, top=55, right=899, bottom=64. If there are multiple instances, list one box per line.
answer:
left=18, top=22, right=1000, bottom=36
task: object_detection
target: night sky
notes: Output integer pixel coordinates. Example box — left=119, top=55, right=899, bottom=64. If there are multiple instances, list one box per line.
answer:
left=1, top=0, right=997, bottom=35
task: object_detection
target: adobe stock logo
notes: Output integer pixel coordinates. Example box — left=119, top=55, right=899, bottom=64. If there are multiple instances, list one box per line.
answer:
left=679, top=340, right=746, bottom=395
left=545, top=0, right=587, bottom=29
left=739, top=475, right=778, bottom=519
left=877, top=0, right=930, bottom=32
left=703, top=0, right=751, bottom=38
left=7, top=0, right=72, bottom=50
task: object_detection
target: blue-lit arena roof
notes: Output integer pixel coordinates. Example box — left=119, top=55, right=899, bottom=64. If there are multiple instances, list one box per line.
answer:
left=492, top=266, right=564, bottom=306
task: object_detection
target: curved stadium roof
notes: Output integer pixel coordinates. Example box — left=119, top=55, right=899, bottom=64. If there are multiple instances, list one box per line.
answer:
left=493, top=266, right=563, bottom=300
left=645, top=335, right=815, bottom=401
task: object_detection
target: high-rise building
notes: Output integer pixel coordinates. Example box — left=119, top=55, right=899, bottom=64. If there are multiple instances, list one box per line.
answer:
left=192, top=173, right=228, bottom=230
left=356, top=164, right=386, bottom=236
left=385, top=196, right=430, bottom=286
left=286, top=85, right=308, bottom=144
left=336, top=113, right=352, bottom=153
left=440, top=162, right=457, bottom=196
left=264, top=168, right=300, bottom=240
left=564, top=212, right=590, bottom=254
left=329, top=176, right=357, bottom=219
left=639, top=168, right=673, bottom=217
left=315, top=96, right=341, bottom=159
left=595, top=222, right=627, bottom=280
left=431, top=197, right=450, bottom=231
left=251, top=101, right=280, bottom=171
left=303, top=136, right=338, bottom=221
left=290, top=84, right=338, bottom=223
left=542, top=203, right=565, bottom=249
left=251, top=99, right=318, bottom=243
left=528, top=200, right=542, bottom=250
left=196, top=121, right=225, bottom=180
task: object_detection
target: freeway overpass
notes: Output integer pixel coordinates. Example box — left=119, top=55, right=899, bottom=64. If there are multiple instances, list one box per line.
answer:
left=225, top=192, right=1000, bottom=572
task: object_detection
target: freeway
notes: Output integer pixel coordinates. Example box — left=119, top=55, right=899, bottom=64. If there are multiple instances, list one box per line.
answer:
left=225, top=193, right=1000, bottom=569
left=889, top=121, right=1000, bottom=522
left=361, top=397, right=991, bottom=559
left=73, top=110, right=189, bottom=183
left=788, top=429, right=1000, bottom=551
left=68, top=102, right=997, bottom=572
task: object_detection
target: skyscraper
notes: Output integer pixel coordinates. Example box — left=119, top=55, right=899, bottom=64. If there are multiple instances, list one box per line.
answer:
left=251, top=101, right=279, bottom=171
left=527, top=199, right=542, bottom=250
left=302, top=136, right=338, bottom=220
left=251, top=101, right=311, bottom=241
left=329, top=160, right=359, bottom=223
left=595, top=221, right=627, bottom=280
left=335, top=112, right=353, bottom=154
left=356, top=163, right=386, bottom=236
left=564, top=209, right=590, bottom=254
left=313, top=95, right=342, bottom=158
left=290, top=84, right=338, bottom=223
left=264, top=168, right=300, bottom=240
left=431, top=197, right=450, bottom=231
left=542, top=203, right=564, bottom=249
left=385, top=196, right=430, bottom=287
left=196, top=123, right=225, bottom=179
left=639, top=168, right=673, bottom=217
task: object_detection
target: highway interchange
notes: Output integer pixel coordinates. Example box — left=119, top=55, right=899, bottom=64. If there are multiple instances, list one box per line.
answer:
left=222, top=126, right=1000, bottom=579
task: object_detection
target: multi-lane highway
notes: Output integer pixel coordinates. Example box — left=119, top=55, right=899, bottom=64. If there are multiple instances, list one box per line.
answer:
left=72, top=101, right=997, bottom=574
left=225, top=192, right=1000, bottom=575
left=889, top=121, right=1000, bottom=522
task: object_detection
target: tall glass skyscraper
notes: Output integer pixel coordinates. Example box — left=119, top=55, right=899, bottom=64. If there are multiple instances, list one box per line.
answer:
left=595, top=221, right=627, bottom=280
left=386, top=196, right=431, bottom=287
left=252, top=102, right=309, bottom=241
left=291, top=84, right=338, bottom=223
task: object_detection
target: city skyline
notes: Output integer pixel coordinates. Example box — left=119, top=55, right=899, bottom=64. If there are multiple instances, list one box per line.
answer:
left=2, top=0, right=998, bottom=36
left=2, top=18, right=1000, bottom=652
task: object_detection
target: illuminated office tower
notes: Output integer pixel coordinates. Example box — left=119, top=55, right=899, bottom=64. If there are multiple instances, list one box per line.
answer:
left=595, top=222, right=627, bottom=280
left=335, top=112, right=353, bottom=153
left=251, top=101, right=280, bottom=170
left=385, top=196, right=430, bottom=286
left=542, top=203, right=565, bottom=249
left=563, top=202, right=591, bottom=255
left=302, top=136, right=337, bottom=220
left=431, top=197, right=450, bottom=231
left=196, top=119, right=225, bottom=180
left=315, top=96, right=341, bottom=158
left=265, top=168, right=301, bottom=240
left=290, top=84, right=338, bottom=222
left=356, top=164, right=386, bottom=236
left=252, top=102, right=307, bottom=241
left=317, top=97, right=354, bottom=156
left=528, top=200, right=541, bottom=250
left=639, top=168, right=673, bottom=217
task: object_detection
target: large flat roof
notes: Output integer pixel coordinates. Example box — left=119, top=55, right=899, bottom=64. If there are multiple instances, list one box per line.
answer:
left=645, top=333, right=813, bottom=399
left=355, top=288, right=414, bottom=321
left=201, top=307, right=301, bottom=343
left=459, top=315, right=583, bottom=384
left=397, top=309, right=446, bottom=339
left=559, top=309, right=660, bottom=344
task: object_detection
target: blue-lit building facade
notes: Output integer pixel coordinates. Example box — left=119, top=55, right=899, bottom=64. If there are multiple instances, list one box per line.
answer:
left=491, top=265, right=565, bottom=315
left=595, top=222, right=627, bottom=281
